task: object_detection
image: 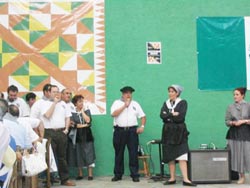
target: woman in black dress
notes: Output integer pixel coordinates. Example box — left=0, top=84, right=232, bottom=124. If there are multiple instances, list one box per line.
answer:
left=160, top=85, right=195, bottom=186
left=67, top=95, right=96, bottom=180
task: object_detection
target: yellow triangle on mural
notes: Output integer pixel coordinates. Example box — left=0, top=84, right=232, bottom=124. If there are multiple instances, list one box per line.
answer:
left=14, top=30, right=30, bottom=44
left=40, top=38, right=59, bottom=52
left=81, top=37, right=94, bottom=53
left=2, top=53, right=19, bottom=67
left=29, top=15, right=49, bottom=31
left=12, top=76, right=30, bottom=90
left=59, top=52, right=74, bottom=68
left=82, top=72, right=94, bottom=86
left=29, top=61, right=48, bottom=76
left=84, top=9, right=93, bottom=18
left=54, top=2, right=71, bottom=12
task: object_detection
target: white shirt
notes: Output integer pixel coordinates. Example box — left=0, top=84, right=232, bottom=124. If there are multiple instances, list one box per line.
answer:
left=7, top=97, right=30, bottom=117
left=18, top=116, right=40, bottom=128
left=0, top=122, right=10, bottom=166
left=17, top=117, right=39, bottom=144
left=3, top=118, right=30, bottom=149
left=31, top=99, right=51, bottom=129
left=49, top=100, right=71, bottom=129
left=111, top=99, right=145, bottom=127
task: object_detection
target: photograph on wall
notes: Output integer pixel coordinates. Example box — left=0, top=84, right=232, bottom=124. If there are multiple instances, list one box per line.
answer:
left=146, top=42, right=161, bottom=64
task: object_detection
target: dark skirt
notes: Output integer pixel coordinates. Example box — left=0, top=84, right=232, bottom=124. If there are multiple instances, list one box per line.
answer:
left=67, top=141, right=96, bottom=168
left=161, top=123, right=189, bottom=163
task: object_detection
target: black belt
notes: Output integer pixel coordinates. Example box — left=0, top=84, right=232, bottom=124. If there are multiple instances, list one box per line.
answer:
left=46, top=128, right=64, bottom=131
left=115, top=126, right=137, bottom=131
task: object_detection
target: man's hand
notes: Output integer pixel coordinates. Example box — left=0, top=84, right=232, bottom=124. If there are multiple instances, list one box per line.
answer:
left=136, top=126, right=144, bottom=134
left=125, top=98, right=131, bottom=107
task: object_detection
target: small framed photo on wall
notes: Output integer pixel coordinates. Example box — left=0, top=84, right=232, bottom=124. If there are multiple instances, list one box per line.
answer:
left=146, top=42, right=162, bottom=64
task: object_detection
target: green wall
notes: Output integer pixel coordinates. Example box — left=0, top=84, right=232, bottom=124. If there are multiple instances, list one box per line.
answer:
left=91, top=0, right=250, bottom=176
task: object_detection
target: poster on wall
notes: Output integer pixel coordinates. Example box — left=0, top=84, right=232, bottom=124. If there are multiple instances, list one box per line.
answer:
left=0, top=0, right=106, bottom=115
left=146, top=42, right=161, bottom=64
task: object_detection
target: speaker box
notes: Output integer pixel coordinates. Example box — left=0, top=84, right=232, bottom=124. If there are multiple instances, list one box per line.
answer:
left=188, top=149, right=231, bottom=184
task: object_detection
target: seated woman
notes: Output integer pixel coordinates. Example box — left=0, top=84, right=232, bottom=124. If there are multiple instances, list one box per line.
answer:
left=67, top=95, right=96, bottom=180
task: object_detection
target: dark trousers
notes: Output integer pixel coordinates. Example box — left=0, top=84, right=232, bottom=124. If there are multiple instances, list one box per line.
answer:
left=44, top=129, right=69, bottom=183
left=113, top=126, right=139, bottom=178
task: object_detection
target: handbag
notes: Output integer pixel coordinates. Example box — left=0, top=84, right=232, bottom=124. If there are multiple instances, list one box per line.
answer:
left=22, top=152, right=47, bottom=176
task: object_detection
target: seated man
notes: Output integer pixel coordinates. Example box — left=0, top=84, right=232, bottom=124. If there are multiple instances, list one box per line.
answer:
left=0, top=99, right=17, bottom=188
left=3, top=105, right=32, bottom=150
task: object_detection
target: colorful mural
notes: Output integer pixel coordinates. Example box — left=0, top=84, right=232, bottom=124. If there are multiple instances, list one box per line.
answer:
left=0, top=0, right=106, bottom=114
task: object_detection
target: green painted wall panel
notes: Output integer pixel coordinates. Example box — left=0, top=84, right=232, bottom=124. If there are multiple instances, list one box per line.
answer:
left=91, top=0, right=250, bottom=176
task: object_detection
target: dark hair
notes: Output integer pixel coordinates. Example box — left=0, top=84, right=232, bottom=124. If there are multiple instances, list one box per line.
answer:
left=71, top=95, right=84, bottom=106
left=25, top=92, right=36, bottom=102
left=234, top=87, right=247, bottom=96
left=43, top=83, right=52, bottom=93
left=7, top=85, right=18, bottom=93
left=8, top=104, right=19, bottom=117
left=0, top=98, right=8, bottom=119
left=0, top=92, right=4, bottom=98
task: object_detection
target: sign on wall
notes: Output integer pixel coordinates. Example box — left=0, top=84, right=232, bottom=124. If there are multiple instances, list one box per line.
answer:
left=0, top=0, right=106, bottom=114
left=146, top=42, right=161, bottom=64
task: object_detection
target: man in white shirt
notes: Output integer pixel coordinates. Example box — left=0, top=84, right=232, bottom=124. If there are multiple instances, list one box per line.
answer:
left=3, top=105, right=31, bottom=149
left=110, top=86, right=146, bottom=183
left=6, top=85, right=30, bottom=117
left=41, top=85, right=75, bottom=186
left=0, top=99, right=10, bottom=166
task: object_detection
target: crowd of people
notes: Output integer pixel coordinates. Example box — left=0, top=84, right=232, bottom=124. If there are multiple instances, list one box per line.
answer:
left=1, top=83, right=248, bottom=187
left=0, top=84, right=96, bottom=187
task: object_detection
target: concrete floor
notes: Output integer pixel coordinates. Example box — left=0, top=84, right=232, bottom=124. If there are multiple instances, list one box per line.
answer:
left=49, top=175, right=250, bottom=188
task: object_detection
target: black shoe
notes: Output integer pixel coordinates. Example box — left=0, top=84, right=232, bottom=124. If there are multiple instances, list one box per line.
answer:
left=183, top=181, right=197, bottom=186
left=163, top=180, right=176, bottom=185
left=111, top=176, right=122, bottom=182
left=75, top=176, right=83, bottom=180
left=51, top=177, right=60, bottom=184
left=132, top=177, right=140, bottom=182
left=88, top=176, right=93, bottom=181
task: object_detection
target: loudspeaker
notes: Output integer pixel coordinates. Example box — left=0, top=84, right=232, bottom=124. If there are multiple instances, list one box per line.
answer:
left=188, top=149, right=231, bottom=184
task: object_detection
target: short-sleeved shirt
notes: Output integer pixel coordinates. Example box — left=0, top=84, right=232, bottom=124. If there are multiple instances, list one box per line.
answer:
left=110, top=99, right=145, bottom=127
left=3, top=118, right=30, bottom=149
left=18, top=117, right=40, bottom=128
left=17, top=117, right=39, bottom=143
left=31, top=99, right=51, bottom=129
left=49, top=100, right=71, bottom=129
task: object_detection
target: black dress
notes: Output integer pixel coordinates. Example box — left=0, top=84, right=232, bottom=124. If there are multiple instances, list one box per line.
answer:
left=67, top=109, right=96, bottom=168
left=160, top=99, right=189, bottom=163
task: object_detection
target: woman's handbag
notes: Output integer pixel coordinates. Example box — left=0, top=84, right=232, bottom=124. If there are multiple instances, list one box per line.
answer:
left=22, top=152, right=47, bottom=176
left=22, top=143, right=47, bottom=176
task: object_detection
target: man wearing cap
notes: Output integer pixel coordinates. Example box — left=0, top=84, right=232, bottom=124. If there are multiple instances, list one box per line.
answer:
left=110, top=86, right=146, bottom=182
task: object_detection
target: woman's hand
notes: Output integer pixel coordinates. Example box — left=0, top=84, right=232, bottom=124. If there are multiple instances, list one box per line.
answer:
left=77, top=123, right=89, bottom=128
left=233, top=120, right=248, bottom=126
left=172, top=112, right=179, bottom=116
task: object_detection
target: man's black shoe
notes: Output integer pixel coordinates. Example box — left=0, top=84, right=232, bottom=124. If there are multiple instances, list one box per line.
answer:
left=111, top=177, right=122, bottom=182
left=132, top=177, right=140, bottom=182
